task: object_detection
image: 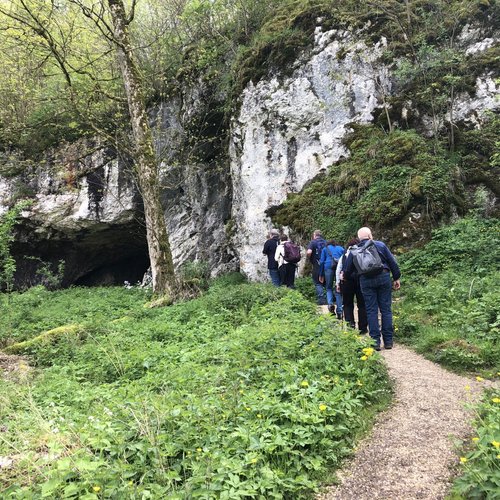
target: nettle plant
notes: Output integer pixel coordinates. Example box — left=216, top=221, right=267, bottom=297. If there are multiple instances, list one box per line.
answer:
left=0, top=200, right=31, bottom=292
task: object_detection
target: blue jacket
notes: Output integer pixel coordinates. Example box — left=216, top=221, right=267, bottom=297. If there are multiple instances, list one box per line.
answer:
left=319, top=245, right=344, bottom=277
left=344, top=239, right=401, bottom=280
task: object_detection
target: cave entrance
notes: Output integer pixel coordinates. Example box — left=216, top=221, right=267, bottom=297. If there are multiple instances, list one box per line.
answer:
left=74, top=252, right=150, bottom=287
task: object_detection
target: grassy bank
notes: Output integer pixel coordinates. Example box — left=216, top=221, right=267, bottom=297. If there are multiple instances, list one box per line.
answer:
left=394, top=216, right=500, bottom=375
left=0, top=279, right=390, bottom=498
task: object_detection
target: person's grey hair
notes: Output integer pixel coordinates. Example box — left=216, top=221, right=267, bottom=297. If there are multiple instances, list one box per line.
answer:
left=357, top=227, right=373, bottom=240
left=270, top=228, right=279, bottom=236
left=313, top=229, right=322, bottom=238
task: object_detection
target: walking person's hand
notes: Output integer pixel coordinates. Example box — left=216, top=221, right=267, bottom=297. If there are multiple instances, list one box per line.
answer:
left=393, top=279, right=401, bottom=290
left=319, top=276, right=324, bottom=284
left=335, top=284, right=341, bottom=293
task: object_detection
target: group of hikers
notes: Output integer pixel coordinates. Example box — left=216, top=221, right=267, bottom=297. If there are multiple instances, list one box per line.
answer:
left=263, top=228, right=401, bottom=350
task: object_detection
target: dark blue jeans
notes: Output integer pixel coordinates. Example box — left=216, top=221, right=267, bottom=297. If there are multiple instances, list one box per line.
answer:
left=360, top=272, right=393, bottom=347
left=268, top=268, right=280, bottom=287
left=325, top=268, right=342, bottom=313
left=312, top=262, right=326, bottom=305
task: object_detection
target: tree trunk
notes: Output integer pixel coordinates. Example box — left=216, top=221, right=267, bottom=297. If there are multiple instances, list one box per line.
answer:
left=108, top=0, right=176, bottom=296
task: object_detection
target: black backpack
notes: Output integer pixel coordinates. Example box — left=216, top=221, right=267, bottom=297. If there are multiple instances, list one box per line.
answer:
left=312, top=239, right=326, bottom=264
left=350, top=240, right=384, bottom=276
left=283, top=241, right=301, bottom=264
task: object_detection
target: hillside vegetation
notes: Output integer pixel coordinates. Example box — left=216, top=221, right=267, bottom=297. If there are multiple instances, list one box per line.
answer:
left=0, top=279, right=390, bottom=498
left=395, top=216, right=500, bottom=375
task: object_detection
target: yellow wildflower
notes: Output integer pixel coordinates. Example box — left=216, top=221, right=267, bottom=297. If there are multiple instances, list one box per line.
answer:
left=245, top=407, right=251, bottom=411
left=250, top=458, right=258, bottom=464
left=360, top=355, right=368, bottom=361
left=300, top=381, right=309, bottom=388
left=93, top=486, right=101, bottom=492
left=357, top=380, right=363, bottom=386
left=492, top=441, right=500, bottom=449
left=472, top=437, right=479, bottom=442
left=492, top=397, right=500, bottom=404
left=465, top=385, right=471, bottom=391
left=319, top=404, right=327, bottom=411
left=497, top=454, right=500, bottom=459
left=476, top=376, right=484, bottom=382
left=196, top=448, right=202, bottom=452
left=257, top=414, right=262, bottom=419
left=362, top=347, right=375, bottom=356
left=459, top=457, right=468, bottom=464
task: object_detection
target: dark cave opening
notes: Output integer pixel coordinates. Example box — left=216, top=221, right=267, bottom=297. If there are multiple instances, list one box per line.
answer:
left=12, top=222, right=150, bottom=289
left=74, top=253, right=150, bottom=286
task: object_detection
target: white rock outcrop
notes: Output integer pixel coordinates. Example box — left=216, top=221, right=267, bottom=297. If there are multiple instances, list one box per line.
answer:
left=230, top=29, right=391, bottom=280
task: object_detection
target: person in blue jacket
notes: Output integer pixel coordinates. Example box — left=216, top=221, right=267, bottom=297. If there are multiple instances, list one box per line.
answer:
left=343, top=227, right=401, bottom=350
left=319, top=239, right=344, bottom=319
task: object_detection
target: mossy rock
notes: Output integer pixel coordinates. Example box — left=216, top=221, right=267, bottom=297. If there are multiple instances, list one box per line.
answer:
left=144, top=295, right=173, bottom=309
left=4, top=324, right=83, bottom=355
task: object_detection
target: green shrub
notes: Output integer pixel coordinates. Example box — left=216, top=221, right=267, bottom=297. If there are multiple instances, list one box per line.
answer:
left=392, top=216, right=500, bottom=374
left=399, top=216, right=500, bottom=281
left=451, top=391, right=500, bottom=499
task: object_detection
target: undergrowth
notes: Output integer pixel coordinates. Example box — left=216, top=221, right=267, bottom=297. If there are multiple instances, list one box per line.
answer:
left=394, top=216, right=500, bottom=375
left=450, top=391, right=500, bottom=499
left=0, top=281, right=391, bottom=498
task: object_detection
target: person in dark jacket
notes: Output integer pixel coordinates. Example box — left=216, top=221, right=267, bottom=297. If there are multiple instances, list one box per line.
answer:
left=262, top=229, right=280, bottom=286
left=319, top=239, right=344, bottom=318
left=306, top=230, right=327, bottom=305
left=337, top=238, right=367, bottom=333
left=343, top=227, right=401, bottom=350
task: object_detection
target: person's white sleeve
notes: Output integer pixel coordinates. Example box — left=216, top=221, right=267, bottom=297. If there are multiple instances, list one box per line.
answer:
left=275, top=245, right=282, bottom=267
left=336, top=255, right=343, bottom=285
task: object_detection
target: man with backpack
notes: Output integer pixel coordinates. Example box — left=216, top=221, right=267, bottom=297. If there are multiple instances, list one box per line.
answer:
left=343, top=227, right=401, bottom=350
left=274, top=235, right=300, bottom=288
left=306, top=230, right=327, bottom=305
left=262, top=229, right=280, bottom=286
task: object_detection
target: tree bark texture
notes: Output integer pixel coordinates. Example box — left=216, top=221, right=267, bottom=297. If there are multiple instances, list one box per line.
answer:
left=108, top=0, right=176, bottom=295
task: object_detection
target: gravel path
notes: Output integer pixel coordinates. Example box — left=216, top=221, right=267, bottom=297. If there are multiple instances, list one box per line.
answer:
left=319, top=343, right=494, bottom=500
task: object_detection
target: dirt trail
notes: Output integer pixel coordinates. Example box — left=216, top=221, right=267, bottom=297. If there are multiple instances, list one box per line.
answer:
left=319, top=343, right=494, bottom=500
left=0, top=352, right=30, bottom=381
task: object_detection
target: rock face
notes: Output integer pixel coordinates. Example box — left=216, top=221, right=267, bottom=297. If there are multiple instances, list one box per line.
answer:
left=2, top=104, right=234, bottom=286
left=0, top=25, right=498, bottom=287
left=2, top=142, right=149, bottom=287
left=230, top=28, right=391, bottom=280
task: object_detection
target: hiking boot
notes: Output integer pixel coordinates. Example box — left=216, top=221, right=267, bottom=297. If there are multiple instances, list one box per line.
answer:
left=385, top=344, right=393, bottom=349
left=374, top=345, right=381, bottom=351
left=349, top=322, right=356, bottom=329
left=336, top=312, right=343, bottom=320
left=328, top=304, right=336, bottom=314
left=359, top=329, right=367, bottom=335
